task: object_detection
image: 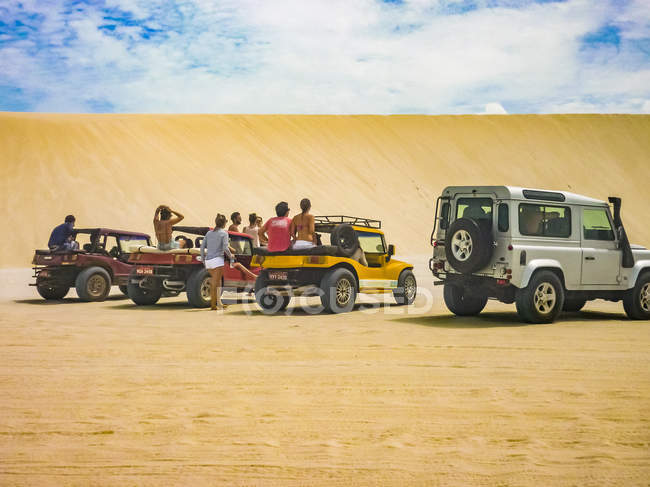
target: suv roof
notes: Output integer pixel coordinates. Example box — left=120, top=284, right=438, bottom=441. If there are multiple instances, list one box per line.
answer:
left=75, top=228, right=150, bottom=238
left=440, top=186, right=608, bottom=207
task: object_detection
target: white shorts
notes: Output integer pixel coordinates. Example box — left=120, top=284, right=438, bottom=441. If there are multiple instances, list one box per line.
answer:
left=205, top=256, right=225, bottom=269
left=293, top=240, right=315, bottom=250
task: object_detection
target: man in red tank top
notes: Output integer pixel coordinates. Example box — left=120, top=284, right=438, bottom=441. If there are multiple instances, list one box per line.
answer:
left=260, top=201, right=292, bottom=252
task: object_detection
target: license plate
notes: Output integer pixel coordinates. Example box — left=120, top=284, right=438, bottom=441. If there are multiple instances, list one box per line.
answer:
left=268, top=271, right=288, bottom=281
left=136, top=266, right=154, bottom=275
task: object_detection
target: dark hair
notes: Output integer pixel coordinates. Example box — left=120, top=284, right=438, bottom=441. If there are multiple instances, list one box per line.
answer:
left=300, top=198, right=311, bottom=214
left=215, top=213, right=227, bottom=228
left=231, top=212, right=240, bottom=222
left=65, top=214, right=76, bottom=223
left=249, top=213, right=257, bottom=225
left=174, top=235, right=185, bottom=241
left=275, top=201, right=289, bottom=217
left=160, top=208, right=171, bottom=220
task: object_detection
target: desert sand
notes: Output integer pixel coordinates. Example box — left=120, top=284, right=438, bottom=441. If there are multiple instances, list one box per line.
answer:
left=1, top=113, right=649, bottom=485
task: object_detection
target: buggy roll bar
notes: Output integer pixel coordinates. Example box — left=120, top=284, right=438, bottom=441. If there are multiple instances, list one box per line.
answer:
left=313, top=215, right=381, bottom=230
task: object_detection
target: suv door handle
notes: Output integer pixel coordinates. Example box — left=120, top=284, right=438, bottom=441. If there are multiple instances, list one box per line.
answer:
left=585, top=256, right=596, bottom=261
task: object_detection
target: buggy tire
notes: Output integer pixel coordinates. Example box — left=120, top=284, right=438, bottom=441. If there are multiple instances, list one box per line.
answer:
left=320, top=268, right=357, bottom=314
left=187, top=269, right=213, bottom=308
left=443, top=282, right=487, bottom=316
left=331, top=224, right=360, bottom=258
left=393, top=269, right=417, bottom=305
left=623, top=271, right=650, bottom=320
left=515, top=270, right=564, bottom=324
left=37, top=282, right=69, bottom=300
left=127, top=280, right=162, bottom=305
left=445, top=218, right=493, bottom=274
left=255, top=276, right=291, bottom=314
left=75, top=266, right=111, bottom=302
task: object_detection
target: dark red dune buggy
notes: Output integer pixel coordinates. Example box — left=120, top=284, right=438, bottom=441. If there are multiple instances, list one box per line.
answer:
left=126, top=226, right=260, bottom=307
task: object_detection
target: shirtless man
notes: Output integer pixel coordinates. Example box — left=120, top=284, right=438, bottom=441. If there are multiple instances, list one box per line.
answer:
left=290, top=198, right=316, bottom=249
left=154, top=205, right=184, bottom=250
left=228, top=212, right=242, bottom=232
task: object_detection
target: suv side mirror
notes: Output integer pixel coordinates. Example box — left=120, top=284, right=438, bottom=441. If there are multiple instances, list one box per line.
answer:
left=388, top=244, right=395, bottom=256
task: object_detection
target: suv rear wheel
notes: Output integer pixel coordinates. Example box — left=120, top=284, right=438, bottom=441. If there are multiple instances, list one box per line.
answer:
left=515, top=270, right=565, bottom=323
left=37, top=282, right=69, bottom=300
left=254, top=276, right=291, bottom=314
left=623, top=272, right=650, bottom=320
left=75, top=266, right=111, bottom=302
left=320, top=268, right=357, bottom=313
left=443, top=282, right=487, bottom=316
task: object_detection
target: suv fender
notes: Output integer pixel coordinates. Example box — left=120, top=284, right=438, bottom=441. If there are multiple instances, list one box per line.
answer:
left=519, top=260, right=565, bottom=289
left=629, top=260, right=650, bottom=289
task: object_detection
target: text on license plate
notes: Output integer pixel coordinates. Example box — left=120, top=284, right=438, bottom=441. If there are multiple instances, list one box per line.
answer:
left=136, top=266, right=154, bottom=275
left=268, top=271, right=288, bottom=280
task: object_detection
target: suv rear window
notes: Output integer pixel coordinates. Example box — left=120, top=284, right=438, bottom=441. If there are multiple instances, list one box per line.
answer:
left=519, top=203, right=571, bottom=238
left=456, top=198, right=493, bottom=221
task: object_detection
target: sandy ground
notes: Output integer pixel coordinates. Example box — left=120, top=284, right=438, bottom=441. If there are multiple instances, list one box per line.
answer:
left=1, top=256, right=649, bottom=486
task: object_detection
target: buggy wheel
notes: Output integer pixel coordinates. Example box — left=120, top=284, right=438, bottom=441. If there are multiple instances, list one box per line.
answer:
left=394, top=269, right=417, bottom=305
left=254, top=276, right=291, bottom=314
left=37, top=282, right=69, bottom=300
left=320, top=268, right=357, bottom=313
left=75, top=267, right=111, bottom=302
left=127, top=280, right=162, bottom=305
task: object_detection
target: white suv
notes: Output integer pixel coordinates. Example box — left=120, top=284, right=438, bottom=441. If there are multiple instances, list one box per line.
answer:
left=430, top=186, right=650, bottom=323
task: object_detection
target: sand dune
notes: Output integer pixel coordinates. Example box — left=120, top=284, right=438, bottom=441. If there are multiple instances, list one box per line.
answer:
left=1, top=113, right=649, bottom=267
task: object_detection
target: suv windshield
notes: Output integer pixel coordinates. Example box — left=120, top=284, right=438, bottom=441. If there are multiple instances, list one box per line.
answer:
left=456, top=198, right=493, bottom=221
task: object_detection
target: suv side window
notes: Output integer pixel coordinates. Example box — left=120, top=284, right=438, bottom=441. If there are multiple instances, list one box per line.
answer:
left=498, top=203, right=509, bottom=232
left=583, top=208, right=615, bottom=241
left=456, top=198, right=493, bottom=221
left=519, top=203, right=571, bottom=238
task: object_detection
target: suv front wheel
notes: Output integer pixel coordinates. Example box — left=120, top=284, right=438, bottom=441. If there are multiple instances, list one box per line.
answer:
left=515, top=270, right=565, bottom=323
left=443, top=282, right=487, bottom=316
left=623, top=271, right=650, bottom=320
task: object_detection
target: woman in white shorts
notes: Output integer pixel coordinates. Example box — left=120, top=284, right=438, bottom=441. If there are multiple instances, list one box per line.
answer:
left=290, top=198, right=316, bottom=250
left=200, top=214, right=233, bottom=310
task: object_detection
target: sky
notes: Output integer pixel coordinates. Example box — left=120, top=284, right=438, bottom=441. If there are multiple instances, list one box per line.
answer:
left=0, top=0, right=649, bottom=114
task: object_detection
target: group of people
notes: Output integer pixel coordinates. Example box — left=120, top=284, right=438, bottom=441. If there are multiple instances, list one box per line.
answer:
left=198, top=198, right=317, bottom=310
left=46, top=199, right=321, bottom=311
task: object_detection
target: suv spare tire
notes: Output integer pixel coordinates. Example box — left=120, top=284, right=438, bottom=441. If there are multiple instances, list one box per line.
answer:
left=331, top=224, right=360, bottom=258
left=445, top=218, right=493, bottom=274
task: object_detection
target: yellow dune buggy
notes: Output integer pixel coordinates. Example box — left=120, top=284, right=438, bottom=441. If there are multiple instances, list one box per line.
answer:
left=252, top=216, right=416, bottom=313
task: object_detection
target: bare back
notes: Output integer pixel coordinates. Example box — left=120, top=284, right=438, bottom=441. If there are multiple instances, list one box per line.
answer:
left=291, top=213, right=315, bottom=243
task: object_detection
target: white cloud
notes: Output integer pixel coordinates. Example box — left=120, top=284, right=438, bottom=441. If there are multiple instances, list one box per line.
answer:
left=482, top=102, right=508, bottom=114
left=0, top=0, right=649, bottom=113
